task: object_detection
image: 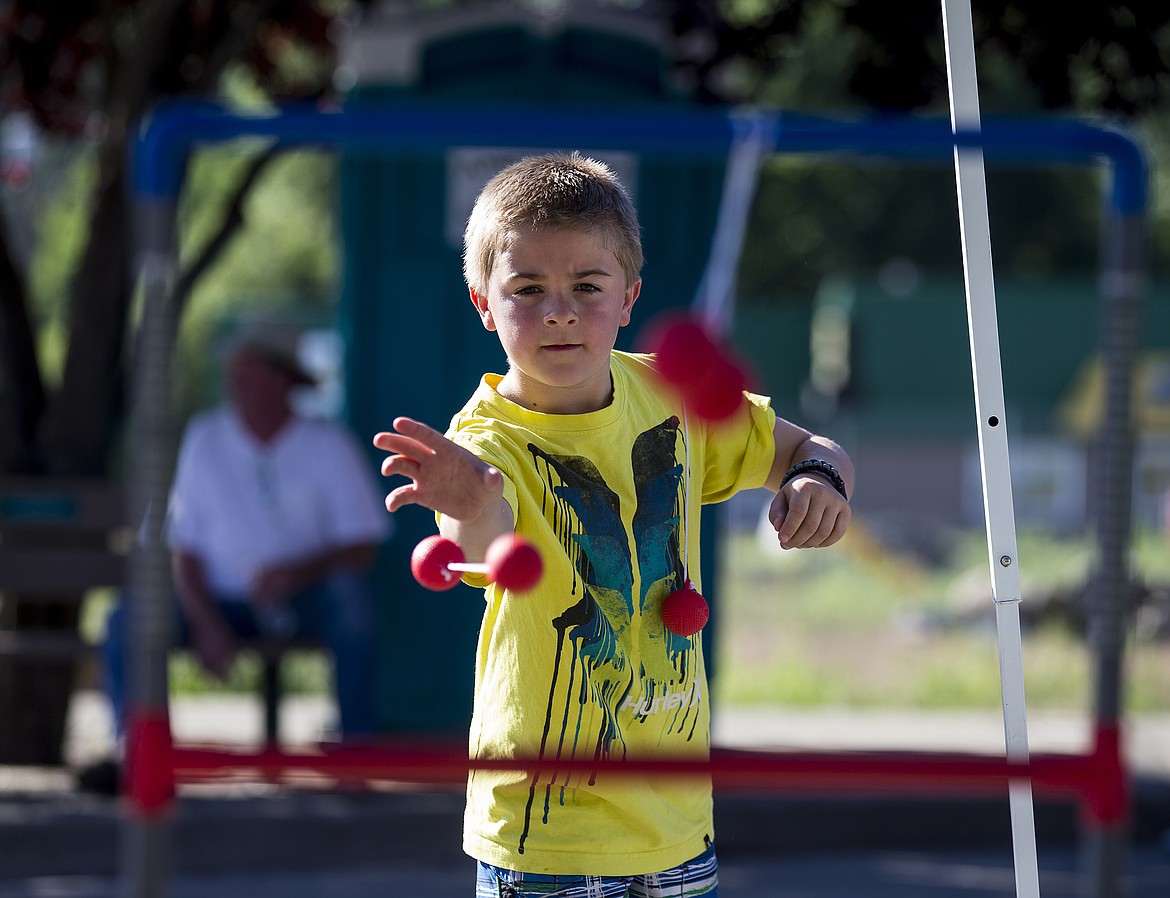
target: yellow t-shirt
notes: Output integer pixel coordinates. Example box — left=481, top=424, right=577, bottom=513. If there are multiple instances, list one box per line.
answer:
left=447, top=350, right=776, bottom=875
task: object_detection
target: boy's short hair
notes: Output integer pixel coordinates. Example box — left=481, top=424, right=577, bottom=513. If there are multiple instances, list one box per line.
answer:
left=463, top=152, right=643, bottom=295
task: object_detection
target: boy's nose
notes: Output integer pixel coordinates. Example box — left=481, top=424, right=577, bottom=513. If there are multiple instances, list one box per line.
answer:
left=544, top=296, right=579, bottom=325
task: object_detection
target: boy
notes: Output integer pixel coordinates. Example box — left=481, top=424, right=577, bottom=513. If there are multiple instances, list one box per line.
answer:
left=374, top=153, right=852, bottom=897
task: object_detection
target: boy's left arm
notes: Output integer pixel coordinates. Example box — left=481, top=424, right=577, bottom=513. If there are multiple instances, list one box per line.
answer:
left=763, top=418, right=854, bottom=550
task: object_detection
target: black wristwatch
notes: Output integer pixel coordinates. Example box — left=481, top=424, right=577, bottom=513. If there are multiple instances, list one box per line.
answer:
left=779, top=459, right=848, bottom=500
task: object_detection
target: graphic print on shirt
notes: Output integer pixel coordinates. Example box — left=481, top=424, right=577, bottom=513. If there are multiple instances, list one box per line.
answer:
left=518, top=416, right=701, bottom=852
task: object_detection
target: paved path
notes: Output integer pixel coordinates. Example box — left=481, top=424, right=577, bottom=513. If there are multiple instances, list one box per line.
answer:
left=54, top=691, right=1170, bottom=779
left=3, top=692, right=1169, bottom=898
left=0, top=847, right=1168, bottom=897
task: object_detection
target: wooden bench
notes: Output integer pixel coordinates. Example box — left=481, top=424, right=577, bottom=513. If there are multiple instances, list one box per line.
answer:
left=0, top=477, right=318, bottom=758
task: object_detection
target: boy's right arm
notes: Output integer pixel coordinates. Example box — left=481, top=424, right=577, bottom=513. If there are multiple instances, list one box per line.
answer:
left=373, top=417, right=513, bottom=562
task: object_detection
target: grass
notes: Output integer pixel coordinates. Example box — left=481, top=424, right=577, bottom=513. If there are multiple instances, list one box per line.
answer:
left=712, top=523, right=1170, bottom=713
left=78, top=591, right=330, bottom=697
left=168, top=650, right=330, bottom=696
left=86, top=525, right=1169, bottom=714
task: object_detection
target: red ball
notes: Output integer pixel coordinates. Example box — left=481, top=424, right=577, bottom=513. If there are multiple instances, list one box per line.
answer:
left=646, top=317, right=718, bottom=387
left=661, top=581, right=709, bottom=637
left=642, top=314, right=749, bottom=421
left=411, top=535, right=465, bottom=591
left=485, top=534, right=543, bottom=593
left=681, top=354, right=746, bottom=422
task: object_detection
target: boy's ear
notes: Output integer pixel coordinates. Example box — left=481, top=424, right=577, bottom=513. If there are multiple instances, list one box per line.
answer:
left=469, top=286, right=496, bottom=331
left=619, top=278, right=642, bottom=327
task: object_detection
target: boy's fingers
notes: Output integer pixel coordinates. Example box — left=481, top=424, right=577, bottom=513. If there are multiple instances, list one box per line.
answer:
left=392, top=416, right=448, bottom=449
left=373, top=431, right=432, bottom=459
left=774, top=490, right=810, bottom=545
left=775, top=500, right=851, bottom=548
left=794, top=507, right=833, bottom=548
left=380, top=455, right=421, bottom=479
left=823, top=507, right=852, bottom=547
left=376, top=420, right=470, bottom=469
left=385, top=483, right=421, bottom=513
left=780, top=508, right=821, bottom=548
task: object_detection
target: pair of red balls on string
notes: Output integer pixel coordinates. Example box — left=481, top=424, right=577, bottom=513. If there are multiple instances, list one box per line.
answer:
left=640, top=313, right=752, bottom=635
left=410, top=535, right=709, bottom=638
left=411, top=533, right=543, bottom=593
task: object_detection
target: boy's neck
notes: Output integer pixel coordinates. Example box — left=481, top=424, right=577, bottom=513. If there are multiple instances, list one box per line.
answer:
left=496, top=369, right=615, bottom=415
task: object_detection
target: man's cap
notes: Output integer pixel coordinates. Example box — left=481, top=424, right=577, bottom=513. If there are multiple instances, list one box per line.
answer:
left=219, top=316, right=316, bottom=386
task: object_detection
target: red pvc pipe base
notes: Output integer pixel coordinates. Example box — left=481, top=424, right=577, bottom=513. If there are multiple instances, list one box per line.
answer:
left=126, top=714, right=1131, bottom=829
left=169, top=726, right=1130, bottom=822
left=125, top=712, right=175, bottom=818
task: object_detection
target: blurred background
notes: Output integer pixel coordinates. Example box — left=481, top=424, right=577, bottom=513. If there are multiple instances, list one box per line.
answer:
left=0, top=2, right=1168, bottom=891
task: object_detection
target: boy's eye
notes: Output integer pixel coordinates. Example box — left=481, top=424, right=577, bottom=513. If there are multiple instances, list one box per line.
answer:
left=575, top=283, right=602, bottom=294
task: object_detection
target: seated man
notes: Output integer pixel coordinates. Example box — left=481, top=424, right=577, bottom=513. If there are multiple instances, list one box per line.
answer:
left=80, top=317, right=390, bottom=793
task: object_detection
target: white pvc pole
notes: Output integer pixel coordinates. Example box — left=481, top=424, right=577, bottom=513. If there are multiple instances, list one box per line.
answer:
left=940, top=2, right=1041, bottom=896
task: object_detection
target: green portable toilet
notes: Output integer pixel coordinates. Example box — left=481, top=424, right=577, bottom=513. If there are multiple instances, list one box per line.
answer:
left=337, top=5, right=728, bottom=732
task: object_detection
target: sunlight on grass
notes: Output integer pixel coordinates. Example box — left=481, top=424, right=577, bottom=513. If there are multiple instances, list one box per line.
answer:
left=169, top=650, right=330, bottom=696
left=79, top=590, right=332, bottom=697
left=97, top=521, right=1166, bottom=714
left=713, top=526, right=1170, bottom=713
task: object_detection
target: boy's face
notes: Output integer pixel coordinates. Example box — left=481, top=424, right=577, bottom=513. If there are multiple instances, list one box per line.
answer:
left=470, top=227, right=640, bottom=415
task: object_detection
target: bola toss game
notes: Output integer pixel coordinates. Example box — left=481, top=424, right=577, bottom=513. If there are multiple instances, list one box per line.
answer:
left=410, top=533, right=544, bottom=594
left=119, top=2, right=1153, bottom=897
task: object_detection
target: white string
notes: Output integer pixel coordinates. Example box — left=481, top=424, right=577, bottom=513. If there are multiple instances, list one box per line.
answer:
left=692, top=112, right=774, bottom=338
left=680, top=114, right=772, bottom=580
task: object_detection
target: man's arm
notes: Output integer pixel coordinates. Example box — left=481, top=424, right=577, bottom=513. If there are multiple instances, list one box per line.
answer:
left=171, top=549, right=237, bottom=678
left=250, top=542, right=379, bottom=607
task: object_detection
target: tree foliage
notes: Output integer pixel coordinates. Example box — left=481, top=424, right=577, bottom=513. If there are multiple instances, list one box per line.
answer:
left=669, top=0, right=1170, bottom=116
left=0, top=0, right=372, bottom=476
left=0, top=0, right=1167, bottom=476
left=664, top=0, right=1170, bottom=300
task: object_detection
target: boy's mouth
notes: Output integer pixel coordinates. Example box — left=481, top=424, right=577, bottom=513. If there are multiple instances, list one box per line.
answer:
left=542, top=343, right=581, bottom=351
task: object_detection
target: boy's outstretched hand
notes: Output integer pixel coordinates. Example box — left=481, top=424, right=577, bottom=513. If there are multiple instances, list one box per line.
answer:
left=374, top=417, right=503, bottom=519
left=374, top=418, right=513, bottom=562
left=767, top=478, right=851, bottom=550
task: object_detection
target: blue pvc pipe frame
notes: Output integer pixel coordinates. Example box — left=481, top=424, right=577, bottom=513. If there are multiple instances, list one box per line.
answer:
left=125, top=101, right=1148, bottom=896
left=134, top=101, right=1148, bottom=213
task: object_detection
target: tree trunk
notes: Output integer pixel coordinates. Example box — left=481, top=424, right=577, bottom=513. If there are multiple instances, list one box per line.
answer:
left=0, top=0, right=294, bottom=769
left=36, top=163, right=132, bottom=477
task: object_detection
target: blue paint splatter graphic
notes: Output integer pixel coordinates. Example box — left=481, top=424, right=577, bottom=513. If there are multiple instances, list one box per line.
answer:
left=518, top=417, right=702, bottom=851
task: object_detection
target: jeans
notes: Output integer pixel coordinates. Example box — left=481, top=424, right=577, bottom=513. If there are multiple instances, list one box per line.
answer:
left=102, top=570, right=378, bottom=740
left=475, top=845, right=718, bottom=898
